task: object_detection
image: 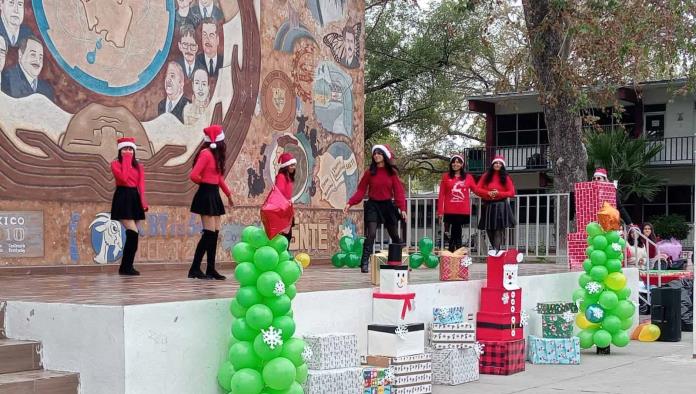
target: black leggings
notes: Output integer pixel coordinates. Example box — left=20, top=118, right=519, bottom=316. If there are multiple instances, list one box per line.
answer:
left=360, top=221, right=401, bottom=265
left=448, top=222, right=463, bottom=252
left=486, top=229, right=505, bottom=250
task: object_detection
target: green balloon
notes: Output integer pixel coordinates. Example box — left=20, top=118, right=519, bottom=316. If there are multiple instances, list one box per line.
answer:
left=253, top=332, right=283, bottom=360
left=346, top=253, right=361, bottom=268
left=621, top=317, right=633, bottom=330
left=584, top=290, right=600, bottom=304
left=273, top=316, right=296, bottom=340
left=243, top=226, right=270, bottom=249
left=598, top=291, right=619, bottom=310
left=612, top=330, right=630, bottom=347
left=340, top=253, right=352, bottom=267
left=590, top=265, right=609, bottom=282
left=418, top=237, right=434, bottom=254
left=605, top=244, right=622, bottom=259
left=616, top=287, right=631, bottom=300
left=353, top=237, right=365, bottom=255
left=237, top=286, right=263, bottom=308
left=246, top=304, right=274, bottom=330
left=229, top=298, right=248, bottom=319
left=580, top=298, right=594, bottom=312
left=586, top=222, right=603, bottom=237
left=590, top=250, right=607, bottom=266
left=254, top=246, right=280, bottom=272
left=579, top=273, right=592, bottom=288
left=286, top=309, right=294, bottom=318
left=276, top=260, right=301, bottom=285
left=266, top=295, right=292, bottom=317
left=425, top=254, right=439, bottom=268
left=281, top=338, right=306, bottom=366
left=279, top=251, right=292, bottom=262
left=269, top=235, right=290, bottom=254
left=618, top=238, right=626, bottom=247
left=601, top=315, right=622, bottom=334
left=235, top=262, right=260, bottom=286
left=614, top=300, right=636, bottom=320
left=233, top=242, right=256, bottom=263
left=262, top=357, right=297, bottom=390
left=586, top=245, right=595, bottom=257
left=228, top=334, right=239, bottom=349
left=228, top=341, right=261, bottom=370
left=606, top=259, right=622, bottom=273
left=257, top=271, right=284, bottom=298
left=572, top=288, right=587, bottom=303
left=286, top=284, right=297, bottom=300
left=592, top=235, right=608, bottom=250
left=339, top=236, right=355, bottom=252
left=593, top=329, right=612, bottom=348
left=582, top=259, right=593, bottom=273
left=295, top=364, right=308, bottom=384
left=217, top=360, right=235, bottom=391
left=606, top=231, right=620, bottom=243
left=578, top=329, right=595, bottom=349
left=409, top=253, right=424, bottom=268
left=232, top=318, right=258, bottom=342
left=230, top=368, right=264, bottom=394
left=331, top=253, right=345, bottom=268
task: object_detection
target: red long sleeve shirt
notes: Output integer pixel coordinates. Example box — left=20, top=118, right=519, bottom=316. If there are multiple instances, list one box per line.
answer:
left=190, top=149, right=231, bottom=197
left=437, top=173, right=477, bottom=215
left=348, top=168, right=407, bottom=211
left=474, top=171, right=516, bottom=201
left=274, top=173, right=294, bottom=200
left=111, top=158, right=148, bottom=210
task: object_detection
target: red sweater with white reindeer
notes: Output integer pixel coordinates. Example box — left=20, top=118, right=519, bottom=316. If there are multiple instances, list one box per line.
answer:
left=190, top=149, right=231, bottom=197
left=437, top=173, right=477, bottom=215
left=348, top=167, right=407, bottom=211
left=474, top=171, right=516, bottom=201
left=111, top=156, right=148, bottom=210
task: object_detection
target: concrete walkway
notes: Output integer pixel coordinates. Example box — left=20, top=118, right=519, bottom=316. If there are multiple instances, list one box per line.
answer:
left=436, top=332, right=696, bottom=393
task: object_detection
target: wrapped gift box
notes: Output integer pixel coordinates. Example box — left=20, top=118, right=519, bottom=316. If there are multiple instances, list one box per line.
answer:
left=541, top=314, right=575, bottom=339
left=476, top=311, right=523, bottom=341
left=439, top=248, right=470, bottom=281
left=368, top=323, right=425, bottom=358
left=371, top=252, right=410, bottom=286
left=486, top=249, right=522, bottom=289
left=379, top=265, right=410, bottom=294
left=431, top=347, right=479, bottom=385
left=365, top=354, right=432, bottom=394
left=430, top=321, right=476, bottom=350
left=479, top=339, right=526, bottom=375
left=303, top=333, right=360, bottom=370
left=303, top=367, right=363, bottom=394
left=480, top=287, right=523, bottom=314
left=363, top=366, right=392, bottom=394
left=432, top=306, right=465, bottom=324
left=536, top=301, right=578, bottom=315
left=527, top=335, right=580, bottom=365
left=373, top=291, right=417, bottom=325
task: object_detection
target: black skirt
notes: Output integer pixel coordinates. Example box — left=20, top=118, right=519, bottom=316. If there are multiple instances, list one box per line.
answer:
left=444, top=213, right=470, bottom=226
left=364, top=199, right=400, bottom=226
left=190, top=183, right=226, bottom=216
left=110, top=186, right=145, bottom=221
left=478, top=200, right=515, bottom=230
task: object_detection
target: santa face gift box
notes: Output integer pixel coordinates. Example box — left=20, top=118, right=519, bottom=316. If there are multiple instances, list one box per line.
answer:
left=368, top=323, right=426, bottom=358
left=476, top=311, right=524, bottom=341
left=486, top=249, right=523, bottom=289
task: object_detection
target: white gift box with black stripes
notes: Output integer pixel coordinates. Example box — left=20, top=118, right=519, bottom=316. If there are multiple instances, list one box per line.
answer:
left=302, top=333, right=360, bottom=370
left=431, top=347, right=480, bottom=385
left=302, top=367, right=363, bottom=394
left=429, top=315, right=476, bottom=350
left=368, top=323, right=425, bottom=358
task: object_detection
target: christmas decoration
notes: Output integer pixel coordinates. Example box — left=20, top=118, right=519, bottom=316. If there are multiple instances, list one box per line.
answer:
left=330, top=235, right=364, bottom=269
left=409, top=237, right=439, bottom=269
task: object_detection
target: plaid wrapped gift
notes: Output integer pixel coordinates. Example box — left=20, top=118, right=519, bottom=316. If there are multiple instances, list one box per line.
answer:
left=303, top=333, right=360, bottom=370
left=527, top=335, right=580, bottom=365
left=431, top=347, right=479, bottom=385
left=478, top=339, right=525, bottom=376
left=542, top=314, right=575, bottom=338
left=303, top=367, right=362, bottom=394
left=433, top=306, right=465, bottom=324
left=365, top=354, right=432, bottom=394
left=429, top=320, right=476, bottom=350
left=439, top=248, right=470, bottom=281
left=363, top=366, right=392, bottom=394
left=536, top=302, right=578, bottom=315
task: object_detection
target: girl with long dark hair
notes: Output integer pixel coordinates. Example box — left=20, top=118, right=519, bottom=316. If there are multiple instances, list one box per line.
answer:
left=344, top=144, right=407, bottom=273
left=474, top=155, right=516, bottom=253
left=437, top=154, right=477, bottom=252
left=188, top=125, right=233, bottom=280
left=110, top=137, right=148, bottom=276
left=275, top=152, right=297, bottom=243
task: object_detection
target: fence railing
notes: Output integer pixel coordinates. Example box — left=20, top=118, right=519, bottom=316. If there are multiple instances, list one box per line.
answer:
left=647, top=136, right=695, bottom=166
left=463, top=144, right=550, bottom=172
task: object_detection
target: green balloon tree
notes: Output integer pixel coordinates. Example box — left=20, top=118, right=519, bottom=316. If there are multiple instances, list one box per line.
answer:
left=409, top=237, right=439, bottom=269
left=219, top=225, right=308, bottom=394
left=330, top=235, right=364, bottom=269
left=573, top=221, right=635, bottom=351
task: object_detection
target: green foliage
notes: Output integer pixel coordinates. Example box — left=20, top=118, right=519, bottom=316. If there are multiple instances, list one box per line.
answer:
left=649, top=214, right=691, bottom=241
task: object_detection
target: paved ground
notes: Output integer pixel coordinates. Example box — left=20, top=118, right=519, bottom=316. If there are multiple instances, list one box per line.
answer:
left=435, top=332, right=696, bottom=394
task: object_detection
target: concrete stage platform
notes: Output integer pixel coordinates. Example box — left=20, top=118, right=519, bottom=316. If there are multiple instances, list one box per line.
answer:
left=0, top=265, right=640, bottom=394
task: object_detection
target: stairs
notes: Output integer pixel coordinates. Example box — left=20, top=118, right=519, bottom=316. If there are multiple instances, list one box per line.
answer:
left=0, top=306, right=79, bottom=393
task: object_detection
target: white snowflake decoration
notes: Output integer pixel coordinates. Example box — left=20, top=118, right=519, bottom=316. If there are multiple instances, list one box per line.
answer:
left=592, top=307, right=604, bottom=320
left=585, top=281, right=602, bottom=294
left=520, top=311, right=530, bottom=327
left=261, top=326, right=284, bottom=350
left=473, top=342, right=485, bottom=358
left=384, top=368, right=395, bottom=384
left=437, top=308, right=451, bottom=321
left=301, top=346, right=313, bottom=362
left=611, top=243, right=622, bottom=252
left=395, top=324, right=409, bottom=339
left=561, top=310, right=575, bottom=323
left=460, top=256, right=473, bottom=268
left=501, top=292, right=510, bottom=305
left=273, top=280, right=286, bottom=296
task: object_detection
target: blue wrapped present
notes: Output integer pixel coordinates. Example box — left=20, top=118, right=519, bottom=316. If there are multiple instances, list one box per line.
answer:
left=433, top=306, right=465, bottom=324
left=527, top=335, right=580, bottom=365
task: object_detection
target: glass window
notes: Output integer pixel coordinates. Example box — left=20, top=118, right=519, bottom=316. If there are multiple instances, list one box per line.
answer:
left=644, top=205, right=667, bottom=220
left=539, top=129, right=549, bottom=144
left=539, top=113, right=546, bottom=129
left=645, top=114, right=664, bottom=140
left=497, top=132, right=516, bottom=147
left=652, top=186, right=667, bottom=203
left=518, top=130, right=538, bottom=145
left=668, top=205, right=692, bottom=221
left=518, top=113, right=538, bottom=130
left=496, top=114, right=517, bottom=131
left=668, top=185, right=693, bottom=204
left=644, top=104, right=666, bottom=112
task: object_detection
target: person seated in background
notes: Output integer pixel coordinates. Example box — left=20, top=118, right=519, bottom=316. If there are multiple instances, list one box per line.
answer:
left=626, top=225, right=648, bottom=268
left=642, top=222, right=669, bottom=270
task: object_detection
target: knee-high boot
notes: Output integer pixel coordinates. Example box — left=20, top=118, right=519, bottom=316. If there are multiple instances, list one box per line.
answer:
left=206, top=230, right=226, bottom=280
left=189, top=230, right=213, bottom=279
left=119, top=230, right=140, bottom=276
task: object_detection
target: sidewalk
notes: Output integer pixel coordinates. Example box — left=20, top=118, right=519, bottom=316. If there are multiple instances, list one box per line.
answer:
left=436, top=332, right=696, bottom=393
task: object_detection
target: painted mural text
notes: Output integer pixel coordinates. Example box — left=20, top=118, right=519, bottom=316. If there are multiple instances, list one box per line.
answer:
left=290, top=223, right=329, bottom=252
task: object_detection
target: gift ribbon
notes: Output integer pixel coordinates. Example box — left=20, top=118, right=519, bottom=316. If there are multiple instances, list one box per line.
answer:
left=373, top=292, right=416, bottom=319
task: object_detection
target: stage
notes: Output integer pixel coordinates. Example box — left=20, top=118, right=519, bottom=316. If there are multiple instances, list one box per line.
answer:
left=0, top=265, right=639, bottom=394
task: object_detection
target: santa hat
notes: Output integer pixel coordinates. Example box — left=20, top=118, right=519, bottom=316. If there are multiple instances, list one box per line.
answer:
left=278, top=152, right=297, bottom=169
left=371, top=144, right=394, bottom=160
left=203, top=125, right=225, bottom=149
left=450, top=154, right=464, bottom=163
left=491, top=155, right=506, bottom=166
left=593, top=168, right=608, bottom=179
left=117, top=137, right=136, bottom=151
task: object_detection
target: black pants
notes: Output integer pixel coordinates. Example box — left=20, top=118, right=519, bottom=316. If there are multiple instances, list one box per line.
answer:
left=447, top=222, right=463, bottom=252
left=360, top=221, right=401, bottom=266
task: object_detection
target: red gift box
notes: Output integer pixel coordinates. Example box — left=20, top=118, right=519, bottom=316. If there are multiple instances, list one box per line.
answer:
left=479, top=339, right=526, bottom=375
left=486, top=249, right=521, bottom=289
left=439, top=250, right=470, bottom=281
left=476, top=311, right=524, bottom=341
left=480, top=288, right=522, bottom=314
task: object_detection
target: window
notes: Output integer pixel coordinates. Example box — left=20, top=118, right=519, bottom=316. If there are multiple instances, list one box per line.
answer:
left=623, top=185, right=694, bottom=223
left=582, top=106, right=635, bottom=132
left=494, top=113, right=548, bottom=147
left=644, top=103, right=666, bottom=140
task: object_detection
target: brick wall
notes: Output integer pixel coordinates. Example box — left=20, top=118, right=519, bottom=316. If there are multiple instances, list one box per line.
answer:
left=567, top=182, right=617, bottom=270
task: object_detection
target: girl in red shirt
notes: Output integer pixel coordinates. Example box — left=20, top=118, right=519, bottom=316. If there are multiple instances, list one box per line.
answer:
left=437, top=154, right=476, bottom=252
left=474, top=155, right=516, bottom=253
left=275, top=152, right=297, bottom=243
left=110, top=137, right=148, bottom=276
left=344, top=144, right=407, bottom=273
left=188, top=125, right=233, bottom=280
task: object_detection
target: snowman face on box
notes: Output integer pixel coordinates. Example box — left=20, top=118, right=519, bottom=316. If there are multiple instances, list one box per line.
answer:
left=503, top=264, right=520, bottom=290
left=379, top=266, right=409, bottom=294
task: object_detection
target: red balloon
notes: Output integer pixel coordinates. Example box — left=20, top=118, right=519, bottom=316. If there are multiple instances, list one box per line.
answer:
left=260, top=187, right=294, bottom=239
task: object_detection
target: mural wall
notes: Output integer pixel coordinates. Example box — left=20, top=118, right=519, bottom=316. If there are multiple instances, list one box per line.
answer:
left=0, top=0, right=364, bottom=266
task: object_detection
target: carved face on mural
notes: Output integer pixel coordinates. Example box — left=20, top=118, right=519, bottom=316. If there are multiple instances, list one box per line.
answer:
left=0, top=36, right=6, bottom=72
left=164, top=61, right=185, bottom=100
left=176, top=0, right=193, bottom=10
left=178, top=29, right=198, bottom=64
left=192, top=68, right=210, bottom=104
left=199, top=0, right=214, bottom=7
left=272, top=87, right=286, bottom=113
left=0, top=0, right=24, bottom=30
left=201, top=21, right=219, bottom=58
left=343, top=30, right=355, bottom=64
left=79, top=0, right=133, bottom=48
left=19, top=38, right=44, bottom=80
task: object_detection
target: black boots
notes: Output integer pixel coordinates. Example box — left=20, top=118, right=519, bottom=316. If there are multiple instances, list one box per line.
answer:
left=360, top=241, right=373, bottom=273
left=189, top=229, right=226, bottom=280
left=206, top=230, right=226, bottom=280
left=119, top=229, right=140, bottom=276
